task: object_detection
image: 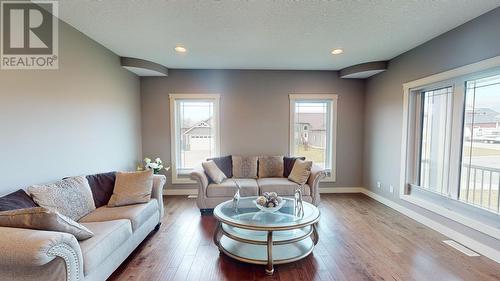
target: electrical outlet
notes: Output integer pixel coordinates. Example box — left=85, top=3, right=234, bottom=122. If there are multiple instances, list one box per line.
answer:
left=377, top=181, right=381, bottom=189
left=390, top=185, right=394, bottom=193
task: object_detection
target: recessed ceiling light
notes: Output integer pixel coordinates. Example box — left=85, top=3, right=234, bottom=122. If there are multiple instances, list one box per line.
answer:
left=174, top=46, right=187, bottom=53
left=331, top=48, right=344, bottom=55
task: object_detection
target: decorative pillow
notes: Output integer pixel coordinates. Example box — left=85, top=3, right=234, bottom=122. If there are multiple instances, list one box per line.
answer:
left=28, top=176, right=96, bottom=221
left=108, top=170, right=153, bottom=207
left=0, top=207, right=94, bottom=240
left=283, top=156, right=306, bottom=177
left=207, top=155, right=232, bottom=178
left=288, top=159, right=313, bottom=185
left=232, top=156, right=258, bottom=179
left=0, top=189, right=38, bottom=212
left=86, top=172, right=116, bottom=208
left=202, top=160, right=227, bottom=184
left=258, top=156, right=284, bottom=178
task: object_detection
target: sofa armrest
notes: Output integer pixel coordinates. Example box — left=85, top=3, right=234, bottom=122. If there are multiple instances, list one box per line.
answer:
left=308, top=165, right=327, bottom=206
left=190, top=167, right=209, bottom=209
left=152, top=174, right=166, bottom=220
left=0, top=226, right=83, bottom=281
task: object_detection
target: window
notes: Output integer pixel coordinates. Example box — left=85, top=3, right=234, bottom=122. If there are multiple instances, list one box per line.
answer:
left=460, top=75, right=500, bottom=212
left=402, top=58, right=500, bottom=240
left=170, top=94, right=220, bottom=184
left=289, top=94, right=337, bottom=181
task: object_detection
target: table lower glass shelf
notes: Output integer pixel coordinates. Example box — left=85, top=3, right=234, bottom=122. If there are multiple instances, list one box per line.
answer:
left=219, top=235, right=314, bottom=265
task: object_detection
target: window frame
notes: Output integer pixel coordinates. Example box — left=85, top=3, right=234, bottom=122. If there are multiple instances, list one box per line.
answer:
left=401, top=56, right=500, bottom=239
left=289, top=94, right=338, bottom=182
left=169, top=93, right=221, bottom=184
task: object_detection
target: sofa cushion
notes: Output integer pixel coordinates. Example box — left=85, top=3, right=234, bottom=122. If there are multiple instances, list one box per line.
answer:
left=207, top=155, right=233, bottom=178
left=283, top=156, right=306, bottom=177
left=258, top=156, right=284, bottom=178
left=202, top=160, right=227, bottom=184
left=79, top=200, right=158, bottom=231
left=79, top=219, right=132, bottom=275
left=0, top=207, right=94, bottom=240
left=28, top=176, right=96, bottom=221
left=257, top=178, right=311, bottom=196
left=0, top=189, right=38, bottom=211
left=86, top=172, right=116, bottom=208
left=288, top=160, right=313, bottom=185
left=206, top=179, right=258, bottom=197
left=108, top=170, right=153, bottom=207
left=232, top=156, right=258, bottom=178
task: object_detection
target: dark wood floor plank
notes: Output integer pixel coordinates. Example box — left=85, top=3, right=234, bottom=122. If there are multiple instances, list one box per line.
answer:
left=108, top=194, right=500, bottom=281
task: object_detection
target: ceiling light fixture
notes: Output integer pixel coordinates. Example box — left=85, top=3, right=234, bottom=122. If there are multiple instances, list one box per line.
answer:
left=331, top=48, right=344, bottom=55
left=175, top=46, right=187, bottom=53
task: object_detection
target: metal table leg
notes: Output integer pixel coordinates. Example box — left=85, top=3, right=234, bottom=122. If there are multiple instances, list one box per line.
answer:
left=213, top=221, right=222, bottom=247
left=312, top=223, right=319, bottom=245
left=266, top=231, right=274, bottom=275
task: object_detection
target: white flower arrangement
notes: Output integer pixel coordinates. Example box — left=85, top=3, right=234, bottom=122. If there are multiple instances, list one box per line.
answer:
left=142, top=157, right=170, bottom=174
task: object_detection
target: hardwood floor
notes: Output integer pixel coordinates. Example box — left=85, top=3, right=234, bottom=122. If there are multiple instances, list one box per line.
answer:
left=108, top=194, right=500, bottom=281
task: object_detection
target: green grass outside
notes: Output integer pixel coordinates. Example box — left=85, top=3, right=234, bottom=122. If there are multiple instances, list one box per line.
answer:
left=297, top=145, right=325, bottom=163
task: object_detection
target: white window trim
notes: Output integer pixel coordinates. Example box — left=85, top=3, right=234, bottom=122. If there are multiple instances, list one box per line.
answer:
left=400, top=55, right=500, bottom=239
left=169, top=93, right=221, bottom=184
left=289, top=94, right=338, bottom=182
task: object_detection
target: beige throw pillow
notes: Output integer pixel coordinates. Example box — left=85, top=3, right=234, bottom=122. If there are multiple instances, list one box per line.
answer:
left=28, top=176, right=96, bottom=221
left=108, top=170, right=153, bottom=207
left=0, top=207, right=94, bottom=240
left=288, top=160, right=313, bottom=185
left=232, top=156, right=258, bottom=178
left=202, top=160, right=227, bottom=184
left=258, top=156, right=284, bottom=178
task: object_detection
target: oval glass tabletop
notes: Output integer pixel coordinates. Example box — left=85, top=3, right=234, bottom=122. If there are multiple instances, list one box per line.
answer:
left=213, top=197, right=320, bottom=230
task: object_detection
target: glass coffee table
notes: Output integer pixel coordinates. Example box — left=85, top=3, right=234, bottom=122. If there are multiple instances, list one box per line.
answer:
left=213, top=197, right=320, bottom=275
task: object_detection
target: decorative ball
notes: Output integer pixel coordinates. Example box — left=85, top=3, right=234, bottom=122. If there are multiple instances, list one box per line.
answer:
left=256, top=196, right=267, bottom=206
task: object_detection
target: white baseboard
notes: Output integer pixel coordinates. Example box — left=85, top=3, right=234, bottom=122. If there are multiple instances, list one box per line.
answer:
left=320, top=187, right=364, bottom=193
left=164, top=188, right=197, bottom=195
left=361, top=189, right=500, bottom=263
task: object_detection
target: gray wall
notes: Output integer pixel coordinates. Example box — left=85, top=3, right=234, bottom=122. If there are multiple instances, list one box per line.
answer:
left=0, top=21, right=142, bottom=194
left=141, top=70, right=365, bottom=190
left=364, top=8, right=500, bottom=252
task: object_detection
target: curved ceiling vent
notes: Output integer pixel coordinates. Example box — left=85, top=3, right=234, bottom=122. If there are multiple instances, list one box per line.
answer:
left=340, top=61, right=388, bottom=79
left=120, top=57, right=168, bottom=77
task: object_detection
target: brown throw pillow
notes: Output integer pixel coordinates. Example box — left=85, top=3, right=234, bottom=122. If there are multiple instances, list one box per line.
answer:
left=283, top=156, right=306, bottom=177
left=0, top=207, right=94, bottom=240
left=0, top=189, right=38, bottom=212
left=288, top=160, right=313, bottom=185
left=232, top=156, right=258, bottom=178
left=202, top=160, right=227, bottom=184
left=86, top=172, right=116, bottom=208
left=258, top=156, right=284, bottom=178
left=108, top=170, right=153, bottom=207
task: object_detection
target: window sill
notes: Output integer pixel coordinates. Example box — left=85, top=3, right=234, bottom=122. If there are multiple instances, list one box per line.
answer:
left=401, top=193, right=500, bottom=240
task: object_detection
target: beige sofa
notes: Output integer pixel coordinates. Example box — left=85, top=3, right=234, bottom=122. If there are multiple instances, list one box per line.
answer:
left=191, top=164, right=326, bottom=212
left=0, top=174, right=166, bottom=281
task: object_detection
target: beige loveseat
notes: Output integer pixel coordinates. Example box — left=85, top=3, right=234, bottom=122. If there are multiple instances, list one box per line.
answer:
left=191, top=164, right=325, bottom=212
left=0, top=174, right=166, bottom=281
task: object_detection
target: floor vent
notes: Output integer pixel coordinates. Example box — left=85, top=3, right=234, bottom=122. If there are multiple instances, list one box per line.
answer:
left=187, top=195, right=197, bottom=199
left=443, top=240, right=480, bottom=257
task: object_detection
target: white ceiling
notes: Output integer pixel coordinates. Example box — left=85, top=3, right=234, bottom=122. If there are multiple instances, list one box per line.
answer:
left=57, top=0, right=500, bottom=70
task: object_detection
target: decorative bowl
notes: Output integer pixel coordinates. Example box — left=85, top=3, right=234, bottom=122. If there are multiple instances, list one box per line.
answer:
left=253, top=199, right=286, bottom=213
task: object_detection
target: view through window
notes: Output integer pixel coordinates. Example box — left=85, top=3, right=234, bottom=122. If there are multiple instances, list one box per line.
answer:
left=290, top=97, right=336, bottom=179
left=460, top=74, right=500, bottom=212
left=170, top=95, right=219, bottom=183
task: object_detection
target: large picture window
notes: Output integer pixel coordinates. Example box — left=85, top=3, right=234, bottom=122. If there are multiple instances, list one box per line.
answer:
left=289, top=94, right=337, bottom=181
left=170, top=94, right=220, bottom=183
left=402, top=59, right=500, bottom=240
